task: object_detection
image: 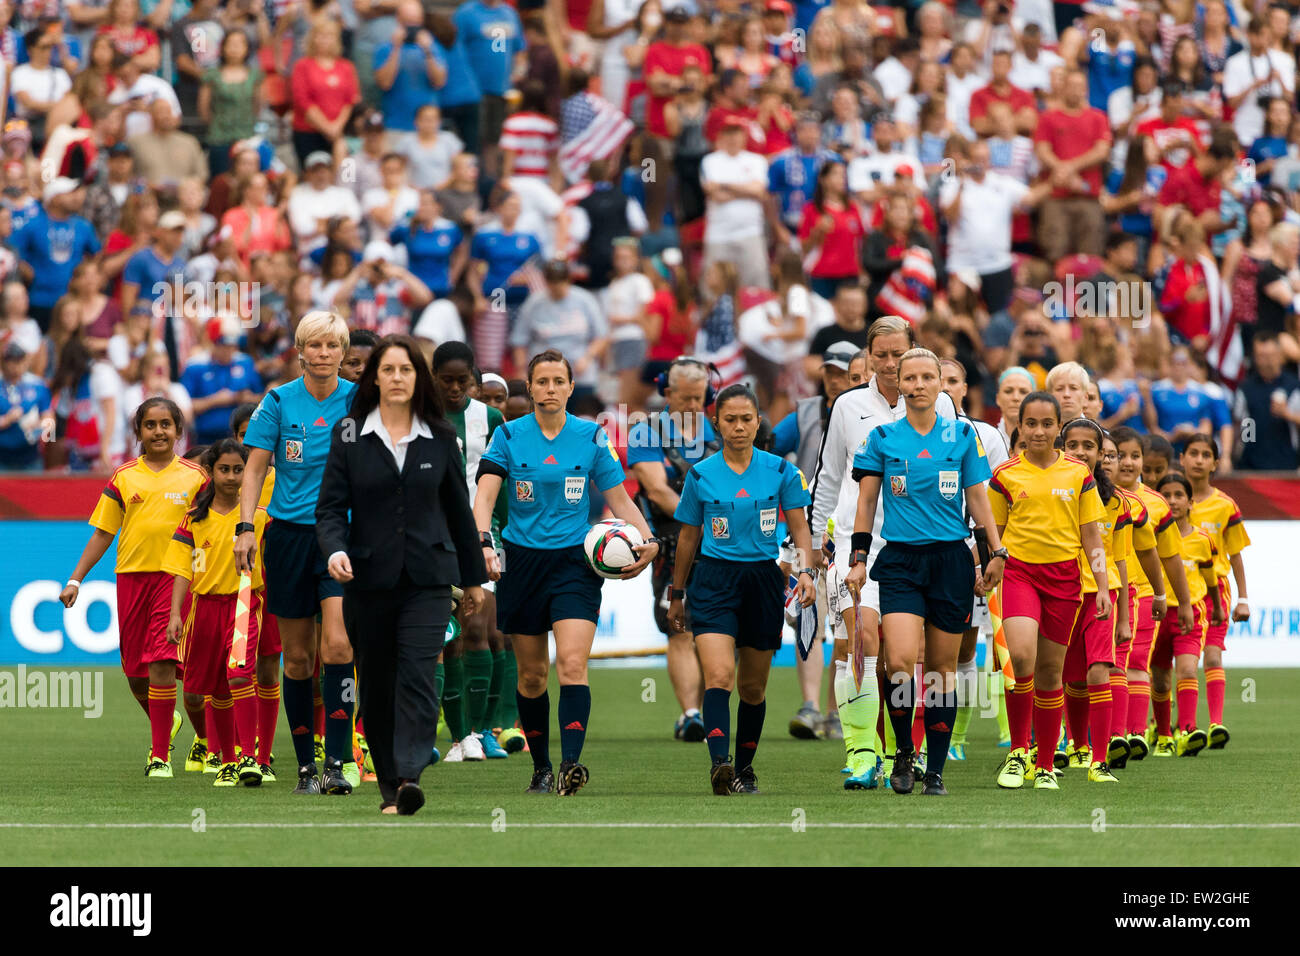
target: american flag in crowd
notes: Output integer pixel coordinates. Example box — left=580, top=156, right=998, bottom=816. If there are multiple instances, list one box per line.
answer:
left=558, top=92, right=635, bottom=185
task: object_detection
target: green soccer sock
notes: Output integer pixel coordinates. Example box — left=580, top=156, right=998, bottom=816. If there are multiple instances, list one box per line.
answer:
left=487, top=649, right=506, bottom=728
left=499, top=652, right=520, bottom=727
left=952, top=658, right=977, bottom=746
left=991, top=672, right=1011, bottom=742
left=442, top=653, right=469, bottom=741
left=465, top=649, right=493, bottom=732
left=838, top=660, right=878, bottom=767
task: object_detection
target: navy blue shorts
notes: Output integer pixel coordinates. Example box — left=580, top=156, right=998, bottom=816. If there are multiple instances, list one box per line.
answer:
left=497, top=542, right=603, bottom=635
left=687, top=557, right=785, bottom=650
left=263, top=519, right=343, bottom=620
left=870, top=539, right=975, bottom=634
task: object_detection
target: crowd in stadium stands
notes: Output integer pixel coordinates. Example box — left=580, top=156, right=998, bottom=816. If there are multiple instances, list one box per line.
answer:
left=2, top=0, right=1300, bottom=474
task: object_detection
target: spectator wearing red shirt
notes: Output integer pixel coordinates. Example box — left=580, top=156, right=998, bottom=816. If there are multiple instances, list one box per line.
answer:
left=290, top=22, right=361, bottom=169
left=1156, top=126, right=1239, bottom=234
left=643, top=4, right=713, bottom=230
left=969, top=49, right=1037, bottom=138
left=704, top=69, right=764, bottom=152
left=1159, top=218, right=1213, bottom=347
left=1134, top=82, right=1206, bottom=172
left=97, top=0, right=160, bottom=75
left=797, top=161, right=863, bottom=298
left=755, top=82, right=794, bottom=157
left=643, top=250, right=695, bottom=383
left=1033, top=69, right=1112, bottom=260
left=220, top=172, right=293, bottom=270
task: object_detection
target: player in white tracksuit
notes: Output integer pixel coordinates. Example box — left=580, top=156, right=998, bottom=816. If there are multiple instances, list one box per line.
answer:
left=809, top=317, right=957, bottom=788
left=939, top=360, right=1009, bottom=760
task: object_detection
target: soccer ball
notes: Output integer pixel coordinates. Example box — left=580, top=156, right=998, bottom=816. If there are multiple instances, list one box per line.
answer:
left=583, top=519, right=645, bottom=579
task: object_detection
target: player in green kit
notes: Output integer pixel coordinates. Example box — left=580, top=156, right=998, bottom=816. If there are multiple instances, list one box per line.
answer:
left=433, top=343, right=514, bottom=760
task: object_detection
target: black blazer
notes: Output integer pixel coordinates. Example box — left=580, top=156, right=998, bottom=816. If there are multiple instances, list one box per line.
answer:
left=315, top=417, right=488, bottom=592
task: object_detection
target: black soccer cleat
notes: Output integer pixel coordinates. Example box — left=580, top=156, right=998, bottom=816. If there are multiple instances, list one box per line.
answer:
left=710, top=755, right=735, bottom=795
left=556, top=760, right=589, bottom=796
left=890, top=750, right=916, bottom=794
left=321, top=758, right=353, bottom=795
left=921, top=771, right=948, bottom=795
left=525, top=767, right=555, bottom=794
left=292, top=765, right=321, bottom=795
left=729, top=765, right=761, bottom=794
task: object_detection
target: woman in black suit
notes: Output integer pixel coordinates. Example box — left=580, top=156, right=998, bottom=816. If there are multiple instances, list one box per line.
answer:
left=316, top=334, right=487, bottom=815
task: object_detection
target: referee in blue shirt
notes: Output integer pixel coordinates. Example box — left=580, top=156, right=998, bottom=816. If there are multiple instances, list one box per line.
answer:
left=235, top=311, right=359, bottom=796
left=668, top=384, right=817, bottom=796
left=472, top=349, right=660, bottom=796
left=843, top=349, right=1006, bottom=796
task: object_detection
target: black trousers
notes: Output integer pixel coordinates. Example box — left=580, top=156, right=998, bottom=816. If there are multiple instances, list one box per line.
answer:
left=344, top=578, right=452, bottom=804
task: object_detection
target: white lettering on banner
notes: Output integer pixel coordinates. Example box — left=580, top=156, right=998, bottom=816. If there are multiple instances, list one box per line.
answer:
left=10, top=581, right=118, bottom=655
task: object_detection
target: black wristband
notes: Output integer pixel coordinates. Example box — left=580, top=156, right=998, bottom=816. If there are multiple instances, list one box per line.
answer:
left=670, top=587, right=686, bottom=600
left=479, top=531, right=495, bottom=548
left=235, top=522, right=255, bottom=535
left=850, top=531, right=873, bottom=554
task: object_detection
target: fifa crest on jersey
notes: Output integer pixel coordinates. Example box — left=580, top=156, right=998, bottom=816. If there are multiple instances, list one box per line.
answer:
left=565, top=476, right=585, bottom=503
left=759, top=507, right=777, bottom=537
left=285, top=439, right=303, bottom=463
left=890, top=475, right=907, bottom=497
left=938, top=470, right=959, bottom=500
left=711, top=516, right=729, bottom=539
left=516, top=480, right=534, bottom=502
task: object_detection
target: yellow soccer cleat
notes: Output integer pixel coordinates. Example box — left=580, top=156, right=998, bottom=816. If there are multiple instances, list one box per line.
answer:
left=313, top=736, right=326, bottom=767
left=185, top=737, right=209, bottom=772
left=170, top=710, right=183, bottom=744
left=1208, top=723, right=1230, bottom=750
left=1066, top=746, right=1091, bottom=769
left=1088, top=761, right=1119, bottom=783
left=145, top=758, right=173, bottom=779
left=996, top=749, right=1028, bottom=789
left=1152, top=735, right=1176, bottom=757
left=204, top=749, right=222, bottom=774
left=1177, top=728, right=1208, bottom=757
left=1127, top=734, right=1149, bottom=760
left=1033, top=768, right=1060, bottom=790
left=213, top=762, right=239, bottom=787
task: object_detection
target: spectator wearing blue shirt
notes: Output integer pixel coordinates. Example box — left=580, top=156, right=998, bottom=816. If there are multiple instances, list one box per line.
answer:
left=768, top=116, right=839, bottom=242
left=452, top=0, right=524, bottom=173
left=1081, top=28, right=1136, bottom=112
left=374, top=1, right=448, bottom=133
left=390, top=190, right=465, bottom=297
left=354, top=0, right=401, bottom=108
left=181, top=326, right=264, bottom=445
left=1246, top=97, right=1292, bottom=187
left=0, top=342, right=51, bottom=471
left=469, top=191, right=543, bottom=316
left=1150, top=346, right=1213, bottom=450
left=428, top=11, right=484, bottom=152
left=12, top=177, right=100, bottom=332
left=120, top=210, right=189, bottom=380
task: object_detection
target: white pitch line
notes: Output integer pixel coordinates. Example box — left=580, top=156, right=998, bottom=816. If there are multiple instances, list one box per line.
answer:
left=1, top=822, right=1298, bottom=831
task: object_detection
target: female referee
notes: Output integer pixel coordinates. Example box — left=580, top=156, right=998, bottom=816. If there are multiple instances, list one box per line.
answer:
left=61, top=397, right=207, bottom=777
left=842, top=349, right=1003, bottom=796
left=472, top=349, right=660, bottom=796
left=667, top=384, right=817, bottom=796
left=234, top=311, right=358, bottom=796
left=987, top=392, right=1110, bottom=791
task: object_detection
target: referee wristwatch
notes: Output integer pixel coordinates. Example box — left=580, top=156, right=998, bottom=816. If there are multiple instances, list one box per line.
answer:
left=480, top=531, right=495, bottom=549
left=796, top=567, right=815, bottom=580
left=235, top=522, right=256, bottom=535
left=989, top=547, right=1009, bottom=562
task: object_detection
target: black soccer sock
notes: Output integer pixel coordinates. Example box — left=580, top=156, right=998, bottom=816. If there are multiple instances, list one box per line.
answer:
left=925, top=690, right=958, bottom=776
left=734, top=698, right=766, bottom=772
left=321, top=663, right=354, bottom=763
left=702, top=687, right=731, bottom=763
left=885, top=674, right=916, bottom=756
left=516, top=689, right=551, bottom=771
left=558, top=684, right=591, bottom=763
left=282, top=676, right=316, bottom=768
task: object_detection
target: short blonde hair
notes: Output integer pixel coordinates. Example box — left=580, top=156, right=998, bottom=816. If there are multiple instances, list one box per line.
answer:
left=295, top=310, right=350, bottom=352
left=867, top=315, right=913, bottom=351
left=1045, top=360, right=1091, bottom=394
left=899, top=346, right=942, bottom=376
left=1269, top=221, right=1300, bottom=253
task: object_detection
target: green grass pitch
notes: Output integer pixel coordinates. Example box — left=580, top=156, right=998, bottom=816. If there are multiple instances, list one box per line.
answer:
left=4, top=666, right=1298, bottom=866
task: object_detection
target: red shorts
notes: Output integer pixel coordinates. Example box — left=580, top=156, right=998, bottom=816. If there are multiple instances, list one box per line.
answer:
left=255, top=591, right=280, bottom=656
left=1205, top=578, right=1229, bottom=650
left=1151, top=599, right=1205, bottom=670
left=1064, top=588, right=1119, bottom=681
left=117, top=571, right=180, bottom=678
left=1128, top=592, right=1157, bottom=673
left=1001, top=556, right=1083, bottom=647
left=180, top=592, right=261, bottom=695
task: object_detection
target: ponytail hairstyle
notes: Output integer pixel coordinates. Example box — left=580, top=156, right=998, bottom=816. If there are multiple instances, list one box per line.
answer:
left=188, top=438, right=248, bottom=524
left=1060, top=417, right=1114, bottom=505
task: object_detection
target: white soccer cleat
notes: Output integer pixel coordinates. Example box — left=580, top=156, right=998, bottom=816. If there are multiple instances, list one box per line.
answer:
left=460, top=733, right=486, bottom=761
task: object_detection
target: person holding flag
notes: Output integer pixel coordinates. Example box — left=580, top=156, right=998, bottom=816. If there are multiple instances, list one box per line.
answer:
left=842, top=349, right=1003, bottom=796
